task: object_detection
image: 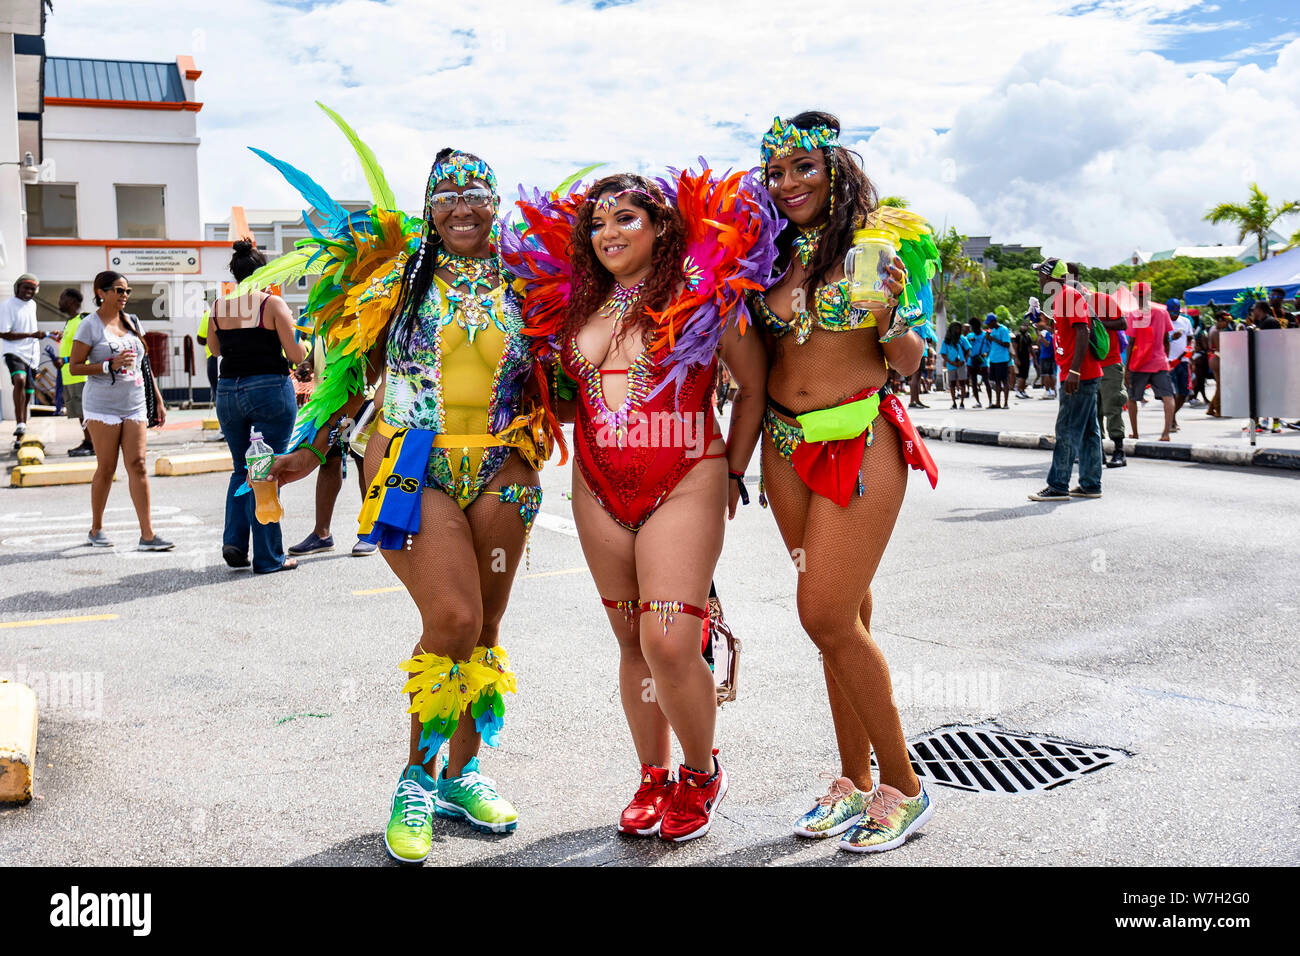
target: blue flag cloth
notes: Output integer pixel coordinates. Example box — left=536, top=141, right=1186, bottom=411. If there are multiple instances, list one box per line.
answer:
left=358, top=427, right=434, bottom=550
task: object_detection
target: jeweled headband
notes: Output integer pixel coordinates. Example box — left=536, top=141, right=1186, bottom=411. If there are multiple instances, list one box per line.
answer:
left=759, top=116, right=839, bottom=165
left=427, top=153, right=499, bottom=203
left=589, top=188, right=656, bottom=215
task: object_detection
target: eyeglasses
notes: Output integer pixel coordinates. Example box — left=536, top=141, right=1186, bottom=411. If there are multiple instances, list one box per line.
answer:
left=109, top=287, right=131, bottom=296
left=429, top=188, right=495, bottom=211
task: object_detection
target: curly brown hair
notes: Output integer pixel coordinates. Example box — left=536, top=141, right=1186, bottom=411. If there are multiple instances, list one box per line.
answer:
left=565, top=173, right=686, bottom=350
left=767, top=110, right=879, bottom=296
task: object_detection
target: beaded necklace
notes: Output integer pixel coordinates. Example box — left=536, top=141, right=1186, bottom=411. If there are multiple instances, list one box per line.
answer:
left=792, top=223, right=825, bottom=266
left=436, top=251, right=502, bottom=344
left=598, top=278, right=646, bottom=339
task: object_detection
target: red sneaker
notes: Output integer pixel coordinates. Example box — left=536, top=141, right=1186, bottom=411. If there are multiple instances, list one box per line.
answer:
left=659, top=750, right=728, bottom=842
left=618, top=764, right=675, bottom=836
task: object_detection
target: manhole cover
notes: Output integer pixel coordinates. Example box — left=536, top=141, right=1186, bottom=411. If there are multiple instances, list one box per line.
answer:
left=874, top=723, right=1130, bottom=794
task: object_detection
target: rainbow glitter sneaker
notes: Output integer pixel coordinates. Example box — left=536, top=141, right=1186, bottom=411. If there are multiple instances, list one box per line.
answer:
left=384, top=765, right=436, bottom=864
left=838, top=782, right=933, bottom=853
left=793, top=775, right=867, bottom=839
left=435, top=756, right=518, bottom=834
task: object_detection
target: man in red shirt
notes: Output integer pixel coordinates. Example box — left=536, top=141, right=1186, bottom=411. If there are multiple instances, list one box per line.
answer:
left=1029, top=257, right=1104, bottom=501
left=1073, top=267, right=1130, bottom=468
left=1124, top=282, right=1175, bottom=442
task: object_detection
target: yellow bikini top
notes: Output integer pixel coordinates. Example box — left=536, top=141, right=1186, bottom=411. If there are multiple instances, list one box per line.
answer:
left=751, top=278, right=876, bottom=345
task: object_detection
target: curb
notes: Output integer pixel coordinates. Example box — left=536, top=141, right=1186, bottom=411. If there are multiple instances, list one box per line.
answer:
left=9, top=461, right=109, bottom=487
left=0, top=680, right=38, bottom=805
left=915, top=425, right=1300, bottom=472
left=154, top=451, right=233, bottom=476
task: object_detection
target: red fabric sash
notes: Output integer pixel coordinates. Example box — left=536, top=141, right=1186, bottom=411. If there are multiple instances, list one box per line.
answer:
left=789, top=390, right=939, bottom=507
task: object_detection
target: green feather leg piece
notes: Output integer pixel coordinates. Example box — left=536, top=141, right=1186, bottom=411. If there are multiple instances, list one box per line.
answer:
left=317, top=101, right=397, bottom=210
left=470, top=689, right=506, bottom=721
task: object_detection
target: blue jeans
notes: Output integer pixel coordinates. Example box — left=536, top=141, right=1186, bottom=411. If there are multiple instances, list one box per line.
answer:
left=1046, top=377, right=1102, bottom=494
left=216, top=375, right=296, bottom=572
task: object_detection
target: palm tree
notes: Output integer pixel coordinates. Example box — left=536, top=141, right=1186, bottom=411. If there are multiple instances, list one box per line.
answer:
left=878, top=195, right=909, bottom=208
left=932, top=226, right=985, bottom=326
left=1204, top=183, right=1300, bottom=260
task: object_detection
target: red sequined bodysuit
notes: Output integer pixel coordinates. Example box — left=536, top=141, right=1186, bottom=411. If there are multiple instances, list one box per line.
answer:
left=562, top=335, right=723, bottom=531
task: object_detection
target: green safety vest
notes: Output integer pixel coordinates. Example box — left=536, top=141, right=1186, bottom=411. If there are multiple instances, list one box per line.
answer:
left=198, top=311, right=213, bottom=360
left=59, top=313, right=87, bottom=385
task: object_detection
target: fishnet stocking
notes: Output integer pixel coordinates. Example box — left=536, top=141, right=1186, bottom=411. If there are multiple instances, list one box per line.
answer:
left=363, top=439, right=535, bottom=774
left=761, top=418, right=919, bottom=795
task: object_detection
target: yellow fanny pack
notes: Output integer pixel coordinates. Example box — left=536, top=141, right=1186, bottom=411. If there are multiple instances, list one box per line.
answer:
left=796, top=392, right=882, bottom=442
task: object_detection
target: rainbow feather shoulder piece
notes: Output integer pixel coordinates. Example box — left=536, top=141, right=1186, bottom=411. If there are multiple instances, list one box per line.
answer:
left=501, top=160, right=779, bottom=396
left=646, top=161, right=780, bottom=394
left=499, top=183, right=588, bottom=360
left=228, top=103, right=423, bottom=447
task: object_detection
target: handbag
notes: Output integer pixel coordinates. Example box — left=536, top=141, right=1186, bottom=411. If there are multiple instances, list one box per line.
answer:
left=704, top=584, right=741, bottom=706
left=125, top=314, right=162, bottom=427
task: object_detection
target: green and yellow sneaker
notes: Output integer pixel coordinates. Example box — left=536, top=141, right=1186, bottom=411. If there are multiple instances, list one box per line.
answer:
left=385, top=765, right=436, bottom=864
left=435, top=756, right=518, bottom=834
left=838, top=782, right=933, bottom=854
left=793, top=775, right=867, bottom=838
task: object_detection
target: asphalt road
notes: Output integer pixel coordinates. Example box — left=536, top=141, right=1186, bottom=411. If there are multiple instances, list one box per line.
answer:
left=2, top=426, right=1296, bottom=867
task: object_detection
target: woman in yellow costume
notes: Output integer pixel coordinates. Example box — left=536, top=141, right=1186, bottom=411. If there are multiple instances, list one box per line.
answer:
left=252, top=107, right=561, bottom=864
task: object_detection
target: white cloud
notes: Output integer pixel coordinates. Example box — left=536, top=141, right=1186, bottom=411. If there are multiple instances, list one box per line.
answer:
left=42, top=0, right=1300, bottom=265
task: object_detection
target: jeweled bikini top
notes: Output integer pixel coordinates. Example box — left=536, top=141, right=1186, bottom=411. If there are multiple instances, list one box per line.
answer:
left=751, top=278, right=876, bottom=346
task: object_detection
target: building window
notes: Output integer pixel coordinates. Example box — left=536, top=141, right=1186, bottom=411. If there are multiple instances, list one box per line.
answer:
left=297, top=275, right=309, bottom=289
left=24, top=184, right=78, bottom=237
left=116, top=185, right=166, bottom=239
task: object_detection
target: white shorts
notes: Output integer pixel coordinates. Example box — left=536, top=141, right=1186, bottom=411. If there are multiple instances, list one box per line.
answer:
left=85, top=411, right=148, bottom=426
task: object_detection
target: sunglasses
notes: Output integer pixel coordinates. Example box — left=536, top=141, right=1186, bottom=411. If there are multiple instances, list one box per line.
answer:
left=108, top=287, right=132, bottom=296
left=429, top=188, right=495, bottom=211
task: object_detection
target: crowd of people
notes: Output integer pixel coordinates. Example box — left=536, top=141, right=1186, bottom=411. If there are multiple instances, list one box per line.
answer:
left=4, top=105, right=1296, bottom=868
left=0, top=258, right=383, bottom=561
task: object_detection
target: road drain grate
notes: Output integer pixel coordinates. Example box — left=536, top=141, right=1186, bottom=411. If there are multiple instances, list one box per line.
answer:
left=874, top=723, right=1130, bottom=794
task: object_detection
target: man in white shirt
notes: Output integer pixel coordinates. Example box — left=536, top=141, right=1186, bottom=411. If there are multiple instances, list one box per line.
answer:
left=0, top=273, right=47, bottom=445
left=1166, top=298, right=1194, bottom=429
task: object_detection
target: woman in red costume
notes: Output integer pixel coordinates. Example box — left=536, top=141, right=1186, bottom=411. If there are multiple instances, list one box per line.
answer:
left=752, top=111, right=940, bottom=853
left=506, top=169, right=774, bottom=841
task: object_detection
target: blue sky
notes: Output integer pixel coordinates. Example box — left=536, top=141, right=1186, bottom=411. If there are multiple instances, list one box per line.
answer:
left=44, top=0, right=1300, bottom=265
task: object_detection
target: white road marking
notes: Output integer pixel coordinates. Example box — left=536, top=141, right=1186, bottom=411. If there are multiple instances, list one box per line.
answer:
left=0, top=505, right=184, bottom=528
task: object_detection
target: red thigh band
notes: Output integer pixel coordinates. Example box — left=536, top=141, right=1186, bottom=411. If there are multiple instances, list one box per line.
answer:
left=600, top=596, right=709, bottom=636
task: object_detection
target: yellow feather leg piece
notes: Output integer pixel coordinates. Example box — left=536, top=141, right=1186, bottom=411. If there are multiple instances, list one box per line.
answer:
left=399, top=652, right=496, bottom=724
left=471, top=645, right=518, bottom=698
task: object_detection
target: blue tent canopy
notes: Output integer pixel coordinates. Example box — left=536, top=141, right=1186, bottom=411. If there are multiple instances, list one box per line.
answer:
left=1183, top=247, right=1300, bottom=306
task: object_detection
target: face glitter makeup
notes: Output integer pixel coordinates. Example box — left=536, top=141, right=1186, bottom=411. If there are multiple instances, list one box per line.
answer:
left=591, top=188, right=655, bottom=214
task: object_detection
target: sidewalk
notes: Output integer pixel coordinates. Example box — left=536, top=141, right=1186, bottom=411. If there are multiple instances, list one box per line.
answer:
left=2, top=407, right=226, bottom=472
left=906, top=383, right=1300, bottom=470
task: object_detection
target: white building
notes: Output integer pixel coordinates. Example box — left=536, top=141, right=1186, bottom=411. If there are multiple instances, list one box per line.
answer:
left=21, top=53, right=230, bottom=400
left=203, top=201, right=373, bottom=324
left=0, top=0, right=45, bottom=287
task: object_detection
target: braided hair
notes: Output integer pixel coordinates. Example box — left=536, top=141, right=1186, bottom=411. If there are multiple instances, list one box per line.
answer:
left=768, top=110, right=879, bottom=296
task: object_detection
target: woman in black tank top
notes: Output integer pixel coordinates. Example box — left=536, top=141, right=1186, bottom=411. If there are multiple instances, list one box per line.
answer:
left=209, top=240, right=308, bottom=573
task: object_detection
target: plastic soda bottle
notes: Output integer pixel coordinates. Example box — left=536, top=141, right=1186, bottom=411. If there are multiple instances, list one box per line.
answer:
left=246, top=428, right=283, bottom=525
